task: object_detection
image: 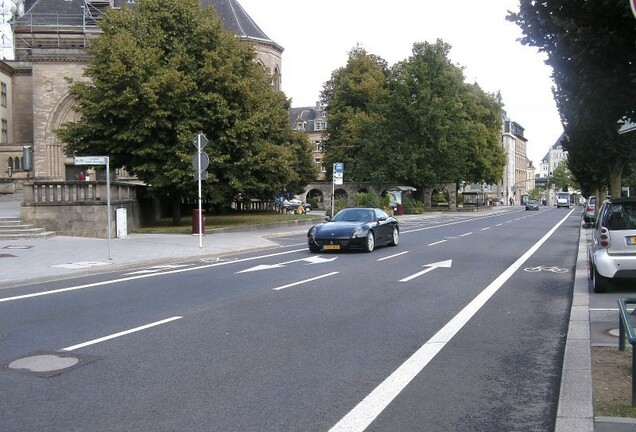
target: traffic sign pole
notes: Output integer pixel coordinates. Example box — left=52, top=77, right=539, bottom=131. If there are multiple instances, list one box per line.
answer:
left=197, top=135, right=203, bottom=248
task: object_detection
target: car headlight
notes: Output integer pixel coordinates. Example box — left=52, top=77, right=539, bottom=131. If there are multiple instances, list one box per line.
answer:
left=352, top=226, right=364, bottom=238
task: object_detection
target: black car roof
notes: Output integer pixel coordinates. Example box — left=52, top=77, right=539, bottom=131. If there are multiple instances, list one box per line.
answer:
left=608, top=197, right=636, bottom=204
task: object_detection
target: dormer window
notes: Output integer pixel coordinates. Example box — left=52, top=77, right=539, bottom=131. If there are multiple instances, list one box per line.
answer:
left=296, top=120, right=305, bottom=131
left=314, top=120, right=327, bottom=131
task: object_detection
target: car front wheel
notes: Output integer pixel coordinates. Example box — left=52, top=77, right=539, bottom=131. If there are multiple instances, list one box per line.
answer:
left=365, top=231, right=375, bottom=253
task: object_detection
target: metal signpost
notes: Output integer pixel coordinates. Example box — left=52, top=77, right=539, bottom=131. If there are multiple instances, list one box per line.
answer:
left=192, top=133, right=209, bottom=249
left=74, top=156, right=112, bottom=260
left=332, top=162, right=344, bottom=216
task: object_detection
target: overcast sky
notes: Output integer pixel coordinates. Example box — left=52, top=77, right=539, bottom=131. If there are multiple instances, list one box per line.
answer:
left=238, top=0, right=563, bottom=170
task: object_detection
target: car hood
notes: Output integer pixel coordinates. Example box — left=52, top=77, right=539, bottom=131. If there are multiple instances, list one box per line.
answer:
left=313, top=221, right=366, bottom=236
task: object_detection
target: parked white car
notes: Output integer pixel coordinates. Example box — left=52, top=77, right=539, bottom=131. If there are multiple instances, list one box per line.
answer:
left=588, top=197, right=636, bottom=292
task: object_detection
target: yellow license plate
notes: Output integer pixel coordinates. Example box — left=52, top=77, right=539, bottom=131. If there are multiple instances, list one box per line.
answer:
left=324, top=244, right=340, bottom=250
left=628, top=236, right=636, bottom=246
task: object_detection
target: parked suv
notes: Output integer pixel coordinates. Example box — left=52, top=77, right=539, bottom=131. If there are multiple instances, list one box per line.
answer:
left=588, top=197, right=636, bottom=293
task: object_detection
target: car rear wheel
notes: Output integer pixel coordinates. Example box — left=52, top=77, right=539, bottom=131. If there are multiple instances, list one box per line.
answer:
left=389, top=227, right=399, bottom=246
left=365, top=231, right=375, bottom=253
left=309, top=243, right=321, bottom=253
left=592, top=267, right=611, bottom=293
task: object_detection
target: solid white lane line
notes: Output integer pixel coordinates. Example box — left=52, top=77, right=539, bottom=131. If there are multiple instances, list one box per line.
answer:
left=377, top=251, right=409, bottom=262
left=329, top=208, right=574, bottom=432
left=273, top=272, right=339, bottom=291
left=61, top=316, right=183, bottom=351
left=428, top=240, right=447, bottom=246
left=0, top=249, right=306, bottom=304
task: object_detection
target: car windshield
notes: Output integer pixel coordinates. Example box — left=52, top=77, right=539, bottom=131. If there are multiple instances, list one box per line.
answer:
left=528, top=200, right=537, bottom=204
left=605, top=203, right=636, bottom=230
left=332, top=209, right=374, bottom=222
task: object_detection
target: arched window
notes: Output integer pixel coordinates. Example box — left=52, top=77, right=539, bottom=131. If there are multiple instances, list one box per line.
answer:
left=15, top=157, right=21, bottom=170
left=273, top=66, right=281, bottom=92
left=7, top=157, right=13, bottom=170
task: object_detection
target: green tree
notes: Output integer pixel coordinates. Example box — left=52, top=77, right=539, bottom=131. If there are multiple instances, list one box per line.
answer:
left=57, top=0, right=316, bottom=221
left=320, top=46, right=391, bottom=182
left=386, top=40, right=505, bottom=191
left=509, top=0, right=636, bottom=197
left=549, top=162, right=578, bottom=192
left=321, top=40, right=505, bottom=195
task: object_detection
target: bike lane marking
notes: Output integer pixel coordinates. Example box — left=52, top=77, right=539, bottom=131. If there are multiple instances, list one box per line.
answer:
left=329, top=208, right=575, bottom=432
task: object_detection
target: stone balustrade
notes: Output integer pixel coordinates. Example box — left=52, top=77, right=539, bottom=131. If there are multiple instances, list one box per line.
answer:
left=21, top=181, right=143, bottom=238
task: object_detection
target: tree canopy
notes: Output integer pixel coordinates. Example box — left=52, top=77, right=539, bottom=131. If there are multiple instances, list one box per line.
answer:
left=57, top=0, right=316, bottom=213
left=509, top=0, right=636, bottom=198
left=321, top=41, right=505, bottom=193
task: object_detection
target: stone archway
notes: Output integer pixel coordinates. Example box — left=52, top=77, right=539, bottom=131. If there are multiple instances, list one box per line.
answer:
left=422, top=182, right=457, bottom=210
left=44, top=94, right=81, bottom=180
left=306, top=188, right=325, bottom=209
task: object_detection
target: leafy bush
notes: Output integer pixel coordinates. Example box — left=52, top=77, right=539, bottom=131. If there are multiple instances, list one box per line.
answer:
left=355, top=189, right=382, bottom=208
left=403, top=196, right=424, bottom=214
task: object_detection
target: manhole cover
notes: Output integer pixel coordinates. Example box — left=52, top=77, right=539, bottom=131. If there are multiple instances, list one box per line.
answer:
left=3, top=352, right=99, bottom=378
left=607, top=328, right=636, bottom=337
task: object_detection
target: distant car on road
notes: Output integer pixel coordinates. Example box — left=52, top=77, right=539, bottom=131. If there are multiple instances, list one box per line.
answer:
left=588, top=197, right=636, bottom=293
left=583, top=195, right=596, bottom=225
left=307, top=207, right=399, bottom=253
left=556, top=192, right=570, bottom=208
left=525, top=199, right=539, bottom=211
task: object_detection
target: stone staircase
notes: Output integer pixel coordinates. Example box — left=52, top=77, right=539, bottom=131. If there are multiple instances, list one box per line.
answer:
left=0, top=217, right=56, bottom=240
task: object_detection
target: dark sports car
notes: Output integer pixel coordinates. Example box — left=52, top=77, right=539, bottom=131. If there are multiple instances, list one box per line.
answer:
left=307, top=207, right=399, bottom=253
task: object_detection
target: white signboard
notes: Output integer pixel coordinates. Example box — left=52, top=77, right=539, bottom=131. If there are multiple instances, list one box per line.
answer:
left=75, top=156, right=107, bottom=165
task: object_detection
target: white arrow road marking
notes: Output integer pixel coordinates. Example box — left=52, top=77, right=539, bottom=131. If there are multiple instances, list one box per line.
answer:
left=237, top=256, right=338, bottom=273
left=123, top=264, right=191, bottom=276
left=399, top=260, right=453, bottom=282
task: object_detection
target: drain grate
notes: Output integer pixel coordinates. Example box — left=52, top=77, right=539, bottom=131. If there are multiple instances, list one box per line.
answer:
left=2, top=351, right=99, bottom=378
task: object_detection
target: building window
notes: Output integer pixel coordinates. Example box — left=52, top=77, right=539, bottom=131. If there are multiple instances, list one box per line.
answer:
left=313, top=141, right=324, bottom=152
left=1, top=119, right=7, bottom=143
left=314, top=121, right=327, bottom=131
left=0, top=83, right=6, bottom=107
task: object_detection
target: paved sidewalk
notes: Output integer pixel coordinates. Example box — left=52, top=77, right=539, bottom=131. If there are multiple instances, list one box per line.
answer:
left=0, top=197, right=318, bottom=287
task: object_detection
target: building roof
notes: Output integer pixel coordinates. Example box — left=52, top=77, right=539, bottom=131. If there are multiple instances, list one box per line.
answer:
left=551, top=133, right=567, bottom=150
left=290, top=104, right=326, bottom=131
left=16, top=0, right=278, bottom=48
left=203, top=0, right=271, bottom=42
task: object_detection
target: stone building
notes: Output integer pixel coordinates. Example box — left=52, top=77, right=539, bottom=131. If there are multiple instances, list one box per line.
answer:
left=290, top=102, right=327, bottom=180
left=500, top=118, right=535, bottom=205
left=2, top=0, right=283, bottom=183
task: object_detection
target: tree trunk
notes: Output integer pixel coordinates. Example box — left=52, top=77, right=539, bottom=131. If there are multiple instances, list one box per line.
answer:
left=608, top=158, right=624, bottom=198
left=171, top=194, right=182, bottom=226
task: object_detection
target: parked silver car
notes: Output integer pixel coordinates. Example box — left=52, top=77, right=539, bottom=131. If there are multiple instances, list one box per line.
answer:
left=588, top=197, right=636, bottom=292
left=583, top=195, right=596, bottom=225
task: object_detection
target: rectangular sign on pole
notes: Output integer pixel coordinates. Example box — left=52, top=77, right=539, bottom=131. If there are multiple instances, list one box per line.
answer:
left=74, top=156, right=107, bottom=165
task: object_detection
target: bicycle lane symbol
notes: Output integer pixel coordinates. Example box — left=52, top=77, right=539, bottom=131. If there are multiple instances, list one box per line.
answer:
left=524, top=265, right=569, bottom=273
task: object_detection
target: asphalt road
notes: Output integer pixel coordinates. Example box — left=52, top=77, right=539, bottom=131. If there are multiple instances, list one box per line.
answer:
left=0, top=207, right=581, bottom=431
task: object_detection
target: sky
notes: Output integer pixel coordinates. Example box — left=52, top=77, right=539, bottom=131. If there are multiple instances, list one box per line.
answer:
left=238, top=0, right=564, bottom=170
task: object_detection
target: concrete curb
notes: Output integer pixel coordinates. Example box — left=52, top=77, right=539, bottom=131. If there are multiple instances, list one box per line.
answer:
left=555, top=226, right=594, bottom=431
